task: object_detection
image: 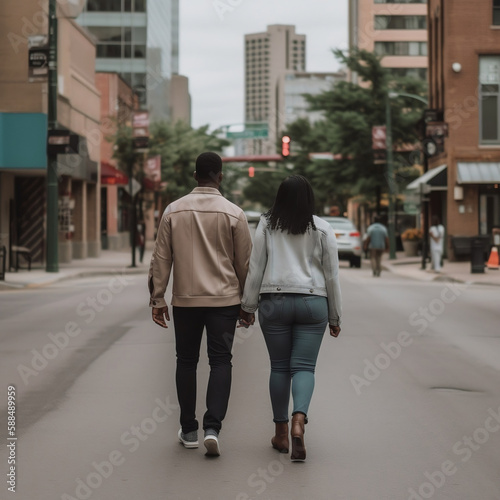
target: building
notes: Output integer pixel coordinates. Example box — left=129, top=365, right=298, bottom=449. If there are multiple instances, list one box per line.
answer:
left=77, top=0, right=178, bottom=122
left=0, top=0, right=101, bottom=268
left=422, top=0, right=500, bottom=259
left=96, top=73, right=137, bottom=251
left=283, top=71, right=347, bottom=126
left=244, top=25, right=306, bottom=155
left=169, top=74, right=191, bottom=125
left=348, top=0, right=428, bottom=83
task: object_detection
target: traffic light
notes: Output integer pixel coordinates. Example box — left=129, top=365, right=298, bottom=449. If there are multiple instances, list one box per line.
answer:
left=248, top=166, right=255, bottom=177
left=281, top=136, right=291, bottom=157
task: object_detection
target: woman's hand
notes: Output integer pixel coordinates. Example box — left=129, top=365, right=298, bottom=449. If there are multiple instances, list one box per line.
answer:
left=239, top=309, right=255, bottom=328
left=329, top=325, right=341, bottom=337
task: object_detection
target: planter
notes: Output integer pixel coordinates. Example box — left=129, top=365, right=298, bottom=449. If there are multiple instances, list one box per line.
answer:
left=402, top=240, right=419, bottom=257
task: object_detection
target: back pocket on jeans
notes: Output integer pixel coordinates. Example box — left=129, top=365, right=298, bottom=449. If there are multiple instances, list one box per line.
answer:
left=259, top=294, right=284, bottom=322
left=303, top=296, right=328, bottom=322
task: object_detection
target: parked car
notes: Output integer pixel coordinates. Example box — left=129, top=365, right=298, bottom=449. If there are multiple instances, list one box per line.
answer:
left=320, top=216, right=362, bottom=268
left=244, top=210, right=262, bottom=224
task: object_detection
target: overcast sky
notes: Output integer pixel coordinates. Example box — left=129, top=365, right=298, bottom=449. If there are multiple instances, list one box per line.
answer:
left=178, top=0, right=348, bottom=130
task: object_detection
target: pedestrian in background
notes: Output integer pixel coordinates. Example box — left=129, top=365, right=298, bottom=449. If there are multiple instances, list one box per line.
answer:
left=429, top=215, right=445, bottom=273
left=136, top=221, right=146, bottom=264
left=364, top=215, right=389, bottom=277
left=148, top=152, right=252, bottom=456
left=239, top=175, right=342, bottom=462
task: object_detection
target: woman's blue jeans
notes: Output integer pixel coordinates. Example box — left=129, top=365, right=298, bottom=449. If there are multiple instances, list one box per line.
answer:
left=258, top=293, right=328, bottom=422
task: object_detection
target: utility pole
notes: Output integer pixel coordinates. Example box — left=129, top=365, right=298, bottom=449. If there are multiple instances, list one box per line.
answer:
left=385, top=94, right=396, bottom=260
left=46, top=0, right=58, bottom=272
left=128, top=159, right=136, bottom=268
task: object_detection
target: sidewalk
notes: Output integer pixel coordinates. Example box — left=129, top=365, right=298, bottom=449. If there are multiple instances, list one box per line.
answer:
left=0, top=246, right=152, bottom=291
left=377, top=251, right=500, bottom=286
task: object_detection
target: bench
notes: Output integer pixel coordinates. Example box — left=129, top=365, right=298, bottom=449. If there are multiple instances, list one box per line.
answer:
left=11, top=245, right=32, bottom=271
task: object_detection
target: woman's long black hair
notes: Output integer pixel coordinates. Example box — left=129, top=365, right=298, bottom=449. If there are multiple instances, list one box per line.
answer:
left=265, top=175, right=316, bottom=234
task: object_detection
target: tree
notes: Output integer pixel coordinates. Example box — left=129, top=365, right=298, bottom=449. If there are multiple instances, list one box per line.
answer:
left=147, top=121, right=229, bottom=205
left=110, top=120, right=229, bottom=206
left=283, top=48, right=427, bottom=213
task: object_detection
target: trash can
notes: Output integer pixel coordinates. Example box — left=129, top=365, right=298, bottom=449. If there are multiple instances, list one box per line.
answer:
left=471, top=238, right=485, bottom=274
left=0, top=246, right=5, bottom=281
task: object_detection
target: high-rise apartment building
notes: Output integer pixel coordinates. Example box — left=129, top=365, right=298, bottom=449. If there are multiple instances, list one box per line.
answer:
left=283, top=71, right=346, bottom=126
left=348, top=0, right=428, bottom=83
left=77, top=0, right=178, bottom=122
left=245, top=25, right=306, bottom=154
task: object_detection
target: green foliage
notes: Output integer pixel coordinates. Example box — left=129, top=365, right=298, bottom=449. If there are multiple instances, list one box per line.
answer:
left=110, top=120, right=229, bottom=205
left=241, top=168, right=288, bottom=210
left=282, top=48, right=427, bottom=212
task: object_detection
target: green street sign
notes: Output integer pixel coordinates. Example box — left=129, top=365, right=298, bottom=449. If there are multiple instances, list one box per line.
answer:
left=227, top=129, right=268, bottom=139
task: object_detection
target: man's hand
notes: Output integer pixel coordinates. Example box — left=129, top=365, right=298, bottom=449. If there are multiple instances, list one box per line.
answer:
left=329, top=325, right=341, bottom=338
left=152, top=306, right=170, bottom=328
left=239, top=309, right=255, bottom=328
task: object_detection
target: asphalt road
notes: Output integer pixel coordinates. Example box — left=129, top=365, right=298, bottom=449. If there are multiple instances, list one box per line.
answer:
left=0, top=265, right=499, bottom=500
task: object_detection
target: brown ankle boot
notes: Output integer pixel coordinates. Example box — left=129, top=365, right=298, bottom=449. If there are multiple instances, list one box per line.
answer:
left=290, top=413, right=307, bottom=462
left=271, top=422, right=289, bottom=453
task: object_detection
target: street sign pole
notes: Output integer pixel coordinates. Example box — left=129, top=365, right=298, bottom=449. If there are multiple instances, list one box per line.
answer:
left=386, top=94, right=396, bottom=260
left=46, top=0, right=58, bottom=272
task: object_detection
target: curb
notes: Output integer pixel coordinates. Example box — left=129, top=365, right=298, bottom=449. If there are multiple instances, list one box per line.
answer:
left=381, top=263, right=500, bottom=287
left=0, top=267, right=147, bottom=292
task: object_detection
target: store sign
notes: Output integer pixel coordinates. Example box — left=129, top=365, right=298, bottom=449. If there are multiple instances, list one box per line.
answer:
left=372, top=126, right=386, bottom=150
left=47, top=130, right=80, bottom=156
left=133, top=112, right=149, bottom=149
left=144, top=155, right=161, bottom=182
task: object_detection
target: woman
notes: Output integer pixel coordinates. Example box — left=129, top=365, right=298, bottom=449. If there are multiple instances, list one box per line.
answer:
left=240, top=175, right=342, bottom=462
left=429, top=215, right=445, bottom=273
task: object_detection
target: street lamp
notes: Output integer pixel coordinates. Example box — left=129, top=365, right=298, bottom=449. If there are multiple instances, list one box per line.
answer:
left=385, top=91, right=429, bottom=260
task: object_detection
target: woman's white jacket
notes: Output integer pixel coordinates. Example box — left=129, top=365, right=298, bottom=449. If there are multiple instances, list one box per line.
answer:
left=241, top=215, right=342, bottom=326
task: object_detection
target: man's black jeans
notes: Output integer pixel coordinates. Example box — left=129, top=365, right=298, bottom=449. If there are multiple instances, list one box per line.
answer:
left=173, top=304, right=240, bottom=434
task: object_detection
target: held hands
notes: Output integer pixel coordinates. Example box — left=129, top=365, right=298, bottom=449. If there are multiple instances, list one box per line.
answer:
left=238, top=309, right=255, bottom=328
left=152, top=306, right=170, bottom=328
left=329, top=325, right=341, bottom=338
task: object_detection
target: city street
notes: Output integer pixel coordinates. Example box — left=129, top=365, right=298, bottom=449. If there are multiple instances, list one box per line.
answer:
left=1, top=266, right=499, bottom=500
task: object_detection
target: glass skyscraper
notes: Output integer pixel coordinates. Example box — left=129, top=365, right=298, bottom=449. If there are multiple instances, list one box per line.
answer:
left=77, top=0, right=178, bottom=122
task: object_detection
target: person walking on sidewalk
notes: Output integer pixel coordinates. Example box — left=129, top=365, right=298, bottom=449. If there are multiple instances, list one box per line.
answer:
left=148, top=152, right=252, bottom=457
left=429, top=215, right=445, bottom=273
left=239, top=175, right=342, bottom=462
left=364, top=215, right=389, bottom=277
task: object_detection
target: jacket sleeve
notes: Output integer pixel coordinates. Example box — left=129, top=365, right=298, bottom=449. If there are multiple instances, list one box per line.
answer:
left=233, top=212, right=253, bottom=294
left=241, top=217, right=268, bottom=313
left=148, top=209, right=173, bottom=308
left=321, top=226, right=342, bottom=326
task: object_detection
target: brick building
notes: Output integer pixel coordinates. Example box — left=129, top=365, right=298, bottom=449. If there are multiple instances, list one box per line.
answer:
left=96, top=73, right=136, bottom=251
left=426, top=0, right=500, bottom=259
left=0, top=0, right=101, bottom=267
left=349, top=0, right=428, bottom=83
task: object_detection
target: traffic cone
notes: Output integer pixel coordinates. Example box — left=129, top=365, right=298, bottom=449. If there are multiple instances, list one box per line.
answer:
left=487, top=246, right=500, bottom=270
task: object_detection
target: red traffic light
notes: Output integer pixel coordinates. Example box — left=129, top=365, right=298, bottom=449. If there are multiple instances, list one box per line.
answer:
left=281, top=136, right=291, bottom=157
left=248, top=166, right=255, bottom=177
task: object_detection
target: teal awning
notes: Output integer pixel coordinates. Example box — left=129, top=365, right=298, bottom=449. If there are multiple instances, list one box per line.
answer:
left=0, top=113, right=47, bottom=169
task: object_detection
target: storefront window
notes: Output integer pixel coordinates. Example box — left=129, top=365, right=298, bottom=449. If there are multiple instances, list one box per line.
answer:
left=479, top=56, right=500, bottom=144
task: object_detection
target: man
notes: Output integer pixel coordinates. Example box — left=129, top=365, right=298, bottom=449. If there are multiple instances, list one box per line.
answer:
left=364, top=215, right=389, bottom=277
left=148, top=152, right=252, bottom=456
left=429, top=215, right=445, bottom=273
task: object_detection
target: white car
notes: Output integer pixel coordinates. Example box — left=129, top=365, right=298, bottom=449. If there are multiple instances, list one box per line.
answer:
left=320, top=216, right=362, bottom=268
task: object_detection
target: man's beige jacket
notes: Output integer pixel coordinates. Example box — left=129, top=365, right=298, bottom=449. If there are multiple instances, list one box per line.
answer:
left=148, top=187, right=252, bottom=309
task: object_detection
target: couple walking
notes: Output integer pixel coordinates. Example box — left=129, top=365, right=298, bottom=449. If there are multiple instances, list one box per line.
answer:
left=148, top=152, right=342, bottom=461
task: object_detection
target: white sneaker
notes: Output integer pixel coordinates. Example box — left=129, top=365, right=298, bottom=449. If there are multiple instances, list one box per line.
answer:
left=204, top=430, right=220, bottom=456
left=178, top=428, right=198, bottom=449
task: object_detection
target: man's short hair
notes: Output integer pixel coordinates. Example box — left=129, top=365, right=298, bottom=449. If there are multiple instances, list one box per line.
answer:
left=195, top=152, right=222, bottom=181
left=373, top=215, right=381, bottom=223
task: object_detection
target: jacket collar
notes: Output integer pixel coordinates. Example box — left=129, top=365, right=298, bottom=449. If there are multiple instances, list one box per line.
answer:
left=191, top=187, right=222, bottom=195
